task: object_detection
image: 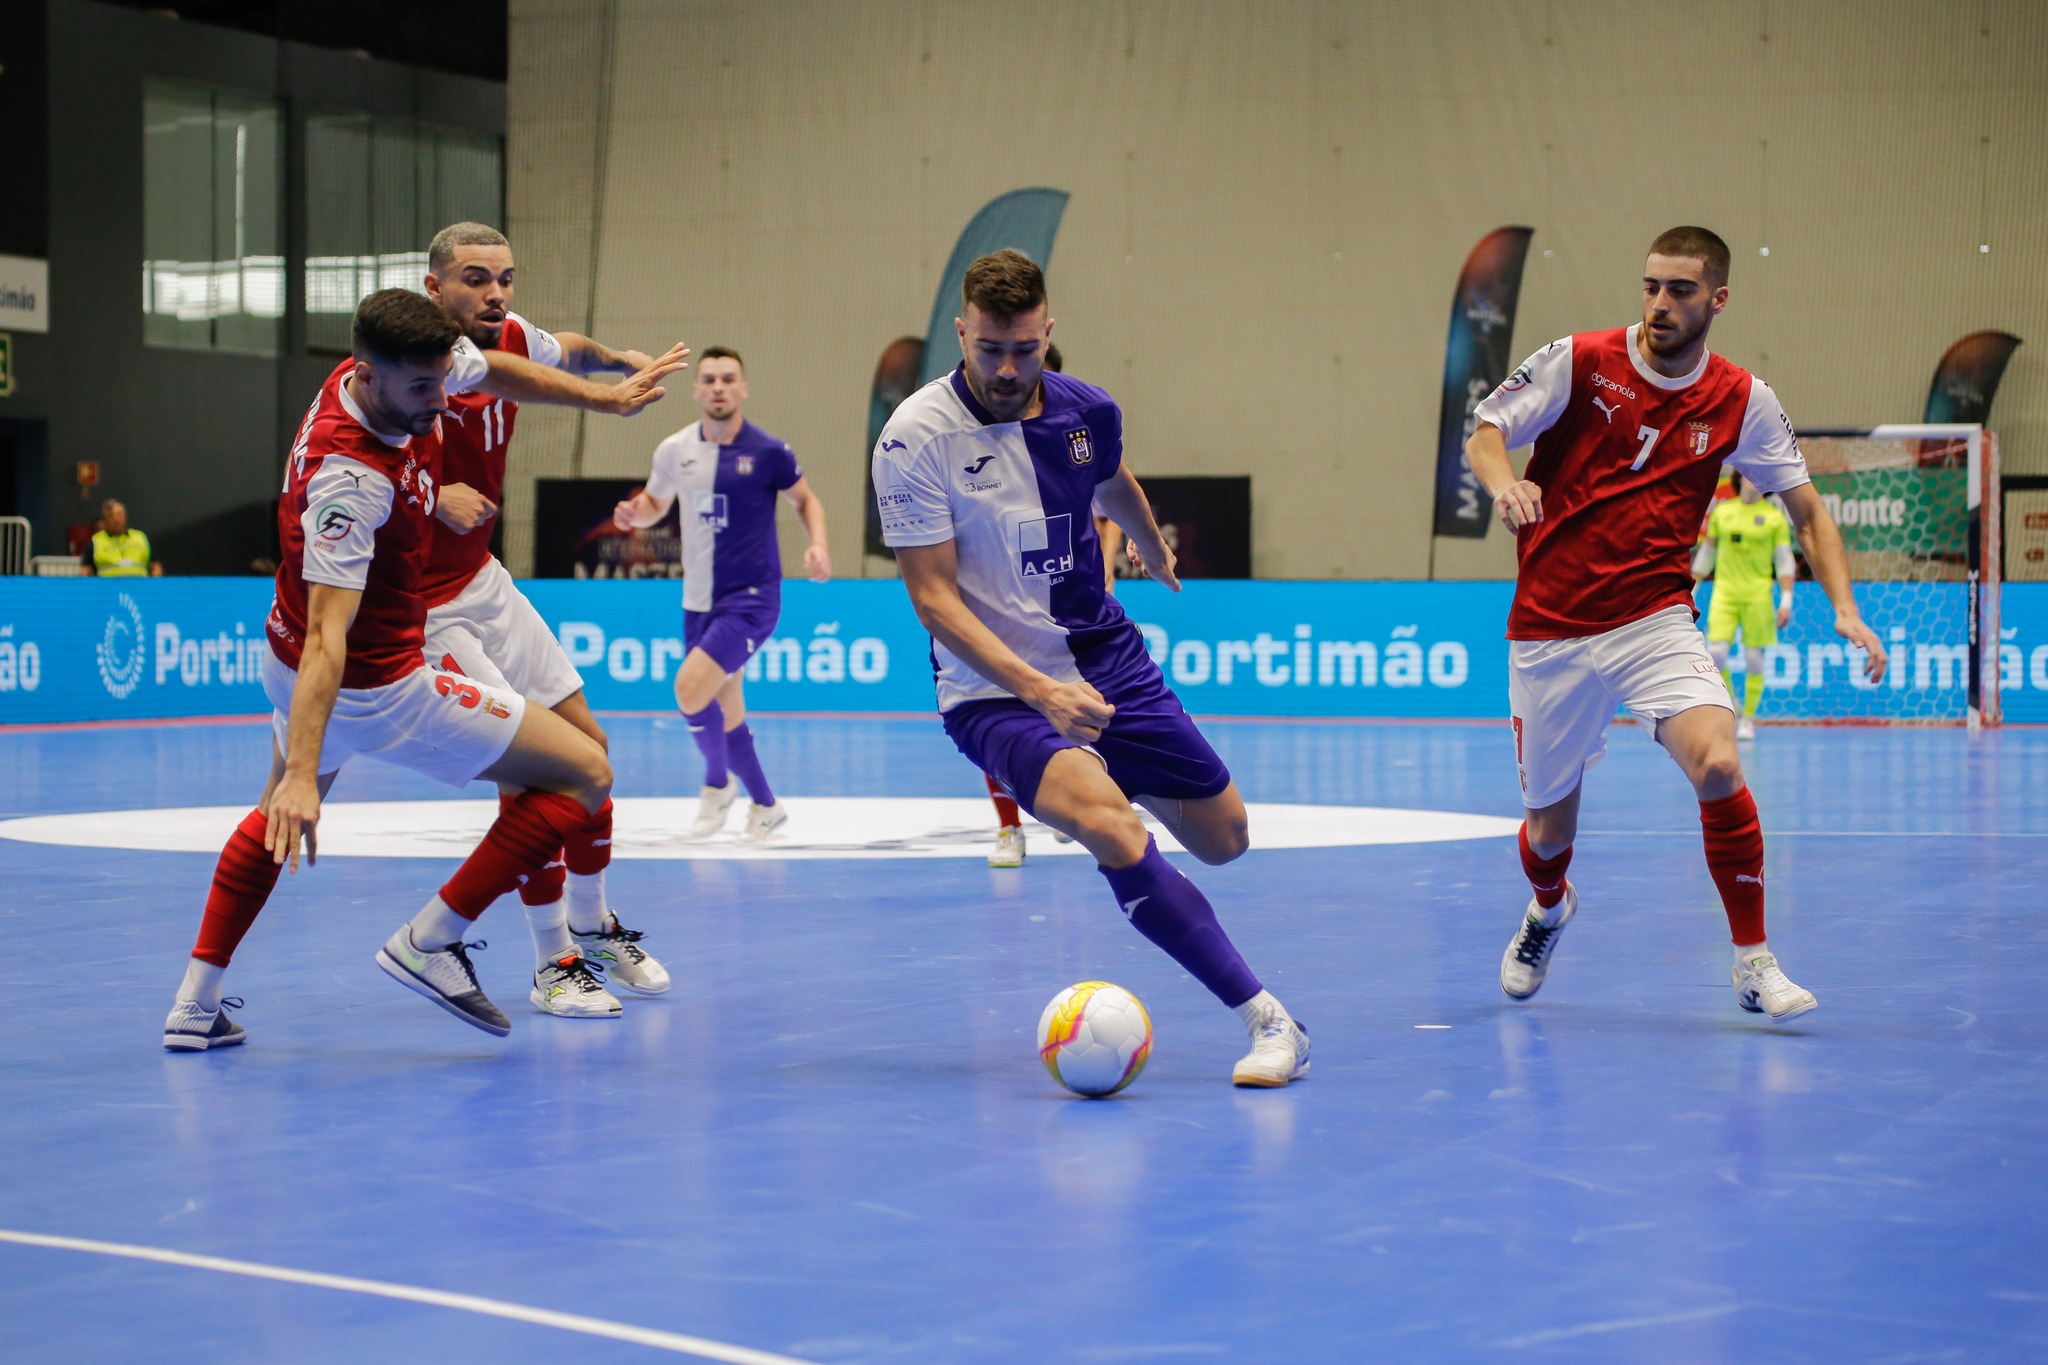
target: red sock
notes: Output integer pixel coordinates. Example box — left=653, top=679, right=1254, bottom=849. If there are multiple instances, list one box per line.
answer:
left=192, top=809, right=284, bottom=966
left=497, top=794, right=568, bottom=907
left=1518, top=823, right=1572, bottom=911
left=1700, top=787, right=1766, bottom=946
left=441, top=792, right=593, bottom=920
left=986, top=773, right=1022, bottom=830
left=564, top=798, right=612, bottom=877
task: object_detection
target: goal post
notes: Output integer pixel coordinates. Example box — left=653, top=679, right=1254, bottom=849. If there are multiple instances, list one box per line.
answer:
left=1789, top=423, right=2000, bottom=727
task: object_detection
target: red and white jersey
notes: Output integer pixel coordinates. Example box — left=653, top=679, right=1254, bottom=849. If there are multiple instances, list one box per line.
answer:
left=420, top=312, right=568, bottom=607
left=1473, top=325, right=1810, bottom=640
left=267, top=347, right=489, bottom=689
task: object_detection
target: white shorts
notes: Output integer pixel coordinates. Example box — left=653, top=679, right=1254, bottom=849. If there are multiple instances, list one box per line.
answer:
left=1508, top=604, right=1733, bottom=809
left=423, top=557, right=584, bottom=709
left=261, top=648, right=527, bottom=788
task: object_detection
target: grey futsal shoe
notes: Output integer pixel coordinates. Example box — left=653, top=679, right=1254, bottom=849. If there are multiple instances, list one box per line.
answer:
left=1733, top=951, right=1818, bottom=1021
left=531, top=952, right=622, bottom=1018
left=572, top=917, right=671, bottom=995
left=163, top=997, right=246, bottom=1052
left=1500, top=883, right=1577, bottom=1001
left=376, top=927, right=511, bottom=1036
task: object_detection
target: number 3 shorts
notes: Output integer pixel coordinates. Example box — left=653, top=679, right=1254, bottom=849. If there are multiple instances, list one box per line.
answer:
left=1508, top=603, right=1733, bottom=809
left=261, top=647, right=527, bottom=787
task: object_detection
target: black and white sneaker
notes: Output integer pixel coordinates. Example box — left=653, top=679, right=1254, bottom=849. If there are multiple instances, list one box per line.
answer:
left=572, top=917, right=671, bottom=995
left=376, top=927, right=511, bottom=1037
left=1500, top=883, right=1577, bottom=1000
left=163, top=996, right=246, bottom=1052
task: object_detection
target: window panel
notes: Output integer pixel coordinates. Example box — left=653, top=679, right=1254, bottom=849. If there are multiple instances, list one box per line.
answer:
left=142, top=79, right=282, bottom=354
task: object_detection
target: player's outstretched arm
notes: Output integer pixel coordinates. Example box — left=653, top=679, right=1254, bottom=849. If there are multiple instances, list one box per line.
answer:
left=1467, top=421, right=1543, bottom=533
left=897, top=540, right=1114, bottom=742
left=1093, top=466, right=1179, bottom=591
left=553, top=331, right=656, bottom=377
left=781, top=476, right=832, bottom=582
left=477, top=342, right=691, bottom=416
left=612, top=488, right=674, bottom=532
left=269, top=583, right=361, bottom=872
left=1778, top=482, right=1887, bottom=682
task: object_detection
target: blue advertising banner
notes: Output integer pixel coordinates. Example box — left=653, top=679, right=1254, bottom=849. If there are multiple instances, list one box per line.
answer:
left=7, top=577, right=2048, bottom=725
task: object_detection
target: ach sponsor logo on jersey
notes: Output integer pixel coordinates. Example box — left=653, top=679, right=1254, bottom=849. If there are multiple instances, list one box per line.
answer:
left=1019, top=513, right=1076, bottom=580
left=1065, top=428, right=1094, bottom=467
left=315, top=504, right=356, bottom=541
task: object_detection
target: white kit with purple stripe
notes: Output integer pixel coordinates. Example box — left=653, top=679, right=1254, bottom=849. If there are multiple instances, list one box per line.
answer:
left=874, top=367, right=1127, bottom=712
left=645, top=421, right=803, bottom=611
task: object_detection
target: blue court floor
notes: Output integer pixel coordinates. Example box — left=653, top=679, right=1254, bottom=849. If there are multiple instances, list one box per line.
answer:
left=2, top=713, right=2045, bottom=1363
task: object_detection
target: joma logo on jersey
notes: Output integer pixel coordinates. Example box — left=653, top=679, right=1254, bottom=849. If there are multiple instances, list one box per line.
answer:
left=1687, top=421, right=1712, bottom=455
left=1065, top=429, right=1094, bottom=467
left=1019, top=513, right=1075, bottom=580
left=962, top=455, right=995, bottom=475
left=315, top=504, right=355, bottom=541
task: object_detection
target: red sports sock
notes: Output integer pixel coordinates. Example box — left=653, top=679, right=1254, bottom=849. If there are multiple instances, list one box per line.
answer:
left=1700, top=787, right=1766, bottom=946
left=441, top=791, right=593, bottom=920
left=192, top=809, right=284, bottom=967
left=499, top=793, right=567, bottom=907
left=986, top=773, right=1022, bottom=830
left=1518, top=823, right=1572, bottom=911
left=564, top=798, right=613, bottom=877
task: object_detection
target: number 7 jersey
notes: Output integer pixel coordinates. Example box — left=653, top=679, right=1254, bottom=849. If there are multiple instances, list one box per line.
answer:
left=1472, top=324, right=1811, bottom=640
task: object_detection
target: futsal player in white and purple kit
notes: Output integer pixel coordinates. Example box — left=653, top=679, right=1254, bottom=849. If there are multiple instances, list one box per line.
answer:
left=615, top=347, right=832, bottom=840
left=874, top=250, right=1309, bottom=1087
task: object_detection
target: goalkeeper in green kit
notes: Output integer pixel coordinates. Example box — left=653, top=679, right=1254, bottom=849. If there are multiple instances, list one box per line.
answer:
left=1693, top=472, right=1797, bottom=741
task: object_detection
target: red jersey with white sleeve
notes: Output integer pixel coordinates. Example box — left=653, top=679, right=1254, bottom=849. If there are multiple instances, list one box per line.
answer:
left=420, top=312, right=569, bottom=607
left=1473, top=324, right=1810, bottom=640
left=267, top=345, right=490, bottom=688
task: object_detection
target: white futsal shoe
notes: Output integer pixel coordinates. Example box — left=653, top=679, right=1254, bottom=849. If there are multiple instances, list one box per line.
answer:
left=1736, top=715, right=1757, bottom=742
left=989, top=826, right=1026, bottom=868
left=573, top=916, right=672, bottom=995
left=742, top=801, right=788, bottom=843
left=1733, top=950, right=1818, bottom=1021
left=1500, top=883, right=1577, bottom=1001
left=162, top=997, right=246, bottom=1052
left=376, top=927, right=511, bottom=1037
left=531, top=952, right=622, bottom=1018
left=691, top=778, right=741, bottom=837
left=1231, top=991, right=1311, bottom=1088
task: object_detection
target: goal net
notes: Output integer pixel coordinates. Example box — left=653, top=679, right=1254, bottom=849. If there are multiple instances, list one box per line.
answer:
left=1734, top=424, right=2000, bottom=726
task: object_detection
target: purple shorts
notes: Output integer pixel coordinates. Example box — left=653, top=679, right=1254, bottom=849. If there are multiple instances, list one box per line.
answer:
left=942, top=624, right=1231, bottom=815
left=684, top=588, right=781, bottom=675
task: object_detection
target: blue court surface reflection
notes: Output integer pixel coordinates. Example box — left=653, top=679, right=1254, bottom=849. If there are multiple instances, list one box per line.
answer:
left=1, top=714, right=2044, bottom=1362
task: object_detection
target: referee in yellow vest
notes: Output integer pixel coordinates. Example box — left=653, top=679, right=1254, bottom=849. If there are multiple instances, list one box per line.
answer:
left=84, top=500, right=162, bottom=578
left=1692, top=472, right=1794, bottom=742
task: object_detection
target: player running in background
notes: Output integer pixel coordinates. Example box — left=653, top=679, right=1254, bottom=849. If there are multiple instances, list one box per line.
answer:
left=163, top=291, right=679, bottom=1050
left=1692, top=471, right=1796, bottom=741
left=422, top=221, right=678, bottom=1018
left=613, top=347, right=831, bottom=841
left=1465, top=225, right=1886, bottom=1022
left=875, top=250, right=1309, bottom=1087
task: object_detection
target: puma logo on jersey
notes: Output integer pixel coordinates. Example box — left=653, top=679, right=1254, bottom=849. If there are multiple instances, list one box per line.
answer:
left=1591, top=396, right=1620, bottom=423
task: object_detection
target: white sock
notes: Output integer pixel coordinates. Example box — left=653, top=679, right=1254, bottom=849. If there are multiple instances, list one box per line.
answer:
left=1233, top=988, right=1286, bottom=1030
left=1736, top=940, right=1772, bottom=966
left=178, top=958, right=226, bottom=1011
left=525, top=899, right=573, bottom=967
left=408, top=895, right=472, bottom=951
left=565, top=871, right=608, bottom=935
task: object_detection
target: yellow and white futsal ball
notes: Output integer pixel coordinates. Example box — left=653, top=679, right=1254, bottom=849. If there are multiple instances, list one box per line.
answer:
left=1038, top=981, right=1153, bottom=1097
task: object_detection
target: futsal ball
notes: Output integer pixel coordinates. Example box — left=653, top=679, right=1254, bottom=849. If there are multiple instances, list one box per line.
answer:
left=1038, top=981, right=1153, bottom=1097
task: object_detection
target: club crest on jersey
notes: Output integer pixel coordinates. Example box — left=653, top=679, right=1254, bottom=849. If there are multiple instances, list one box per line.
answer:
left=1688, top=421, right=1712, bottom=455
left=736, top=455, right=755, bottom=476
left=1065, top=428, right=1094, bottom=467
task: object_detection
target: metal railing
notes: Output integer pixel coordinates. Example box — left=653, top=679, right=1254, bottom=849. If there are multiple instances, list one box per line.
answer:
left=0, top=517, right=29, bottom=576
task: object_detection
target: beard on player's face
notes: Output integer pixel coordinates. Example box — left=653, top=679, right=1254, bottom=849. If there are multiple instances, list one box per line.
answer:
left=1642, top=305, right=1709, bottom=357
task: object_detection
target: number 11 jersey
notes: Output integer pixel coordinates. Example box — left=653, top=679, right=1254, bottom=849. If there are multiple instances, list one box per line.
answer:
left=1472, top=324, right=1810, bottom=641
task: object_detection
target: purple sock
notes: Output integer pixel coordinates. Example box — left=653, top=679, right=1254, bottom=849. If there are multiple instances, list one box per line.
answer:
left=725, top=723, right=775, bottom=806
left=1098, top=836, right=1261, bottom=1008
left=685, top=700, right=728, bottom=788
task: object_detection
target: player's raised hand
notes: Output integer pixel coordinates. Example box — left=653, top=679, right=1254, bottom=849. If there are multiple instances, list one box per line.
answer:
left=264, top=771, right=321, bottom=872
left=1839, top=613, right=1888, bottom=683
left=612, top=348, right=657, bottom=374
left=1129, top=536, right=1181, bottom=592
left=1037, top=678, right=1116, bottom=744
left=1494, top=480, right=1545, bottom=534
left=435, top=482, right=498, bottom=533
left=603, top=341, right=693, bottom=417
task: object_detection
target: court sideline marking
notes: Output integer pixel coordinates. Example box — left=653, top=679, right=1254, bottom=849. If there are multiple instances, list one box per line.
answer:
left=0, top=1228, right=821, bottom=1364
